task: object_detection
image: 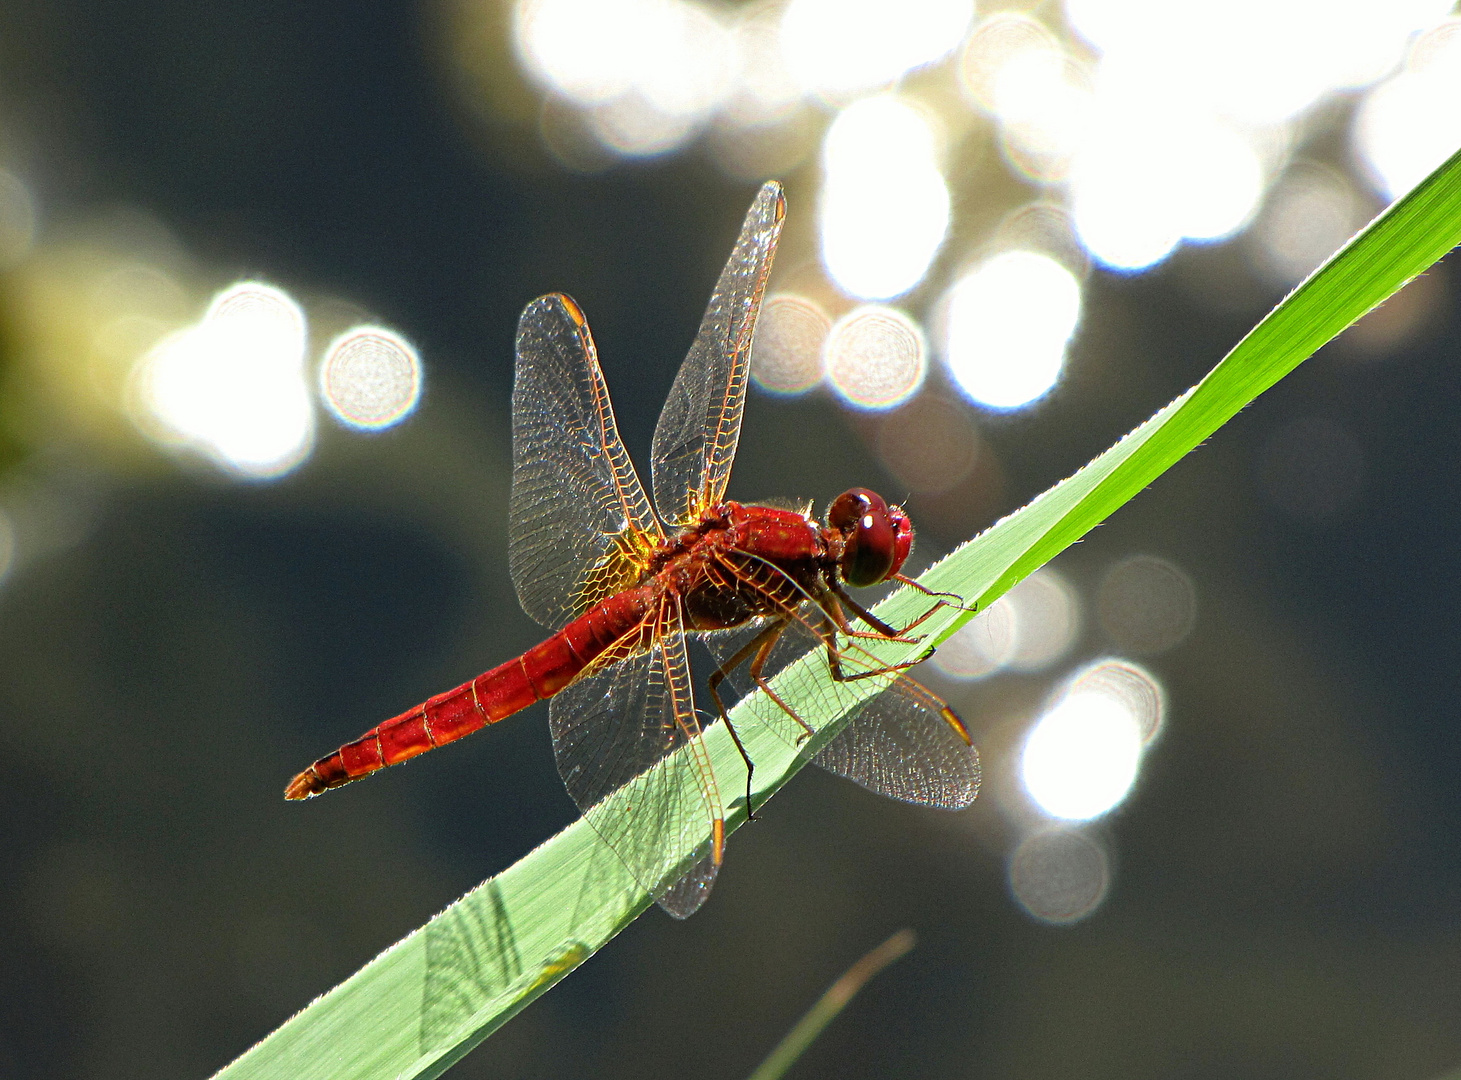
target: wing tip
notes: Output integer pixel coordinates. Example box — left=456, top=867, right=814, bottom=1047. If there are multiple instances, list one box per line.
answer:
left=756, top=180, right=787, bottom=226
left=656, top=844, right=722, bottom=919
left=942, top=706, right=973, bottom=746
left=526, top=292, right=589, bottom=329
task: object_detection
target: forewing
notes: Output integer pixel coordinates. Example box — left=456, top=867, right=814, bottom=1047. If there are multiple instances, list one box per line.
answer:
left=511, top=293, right=662, bottom=631
left=651, top=182, right=785, bottom=528
left=549, top=601, right=723, bottom=919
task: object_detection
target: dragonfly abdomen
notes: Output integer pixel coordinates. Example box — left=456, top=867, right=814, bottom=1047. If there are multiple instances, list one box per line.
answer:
left=284, top=583, right=660, bottom=799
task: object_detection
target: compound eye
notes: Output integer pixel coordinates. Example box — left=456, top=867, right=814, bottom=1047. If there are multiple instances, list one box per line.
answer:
left=835, top=489, right=897, bottom=587
left=828, top=488, right=873, bottom=532
left=888, top=505, right=914, bottom=578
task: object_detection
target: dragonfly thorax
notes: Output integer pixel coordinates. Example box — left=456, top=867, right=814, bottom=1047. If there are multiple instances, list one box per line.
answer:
left=668, top=501, right=827, bottom=632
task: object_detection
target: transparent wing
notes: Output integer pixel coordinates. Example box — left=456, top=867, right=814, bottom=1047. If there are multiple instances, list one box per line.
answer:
left=549, top=600, right=723, bottom=919
left=704, top=599, right=979, bottom=809
left=651, top=182, right=785, bottom=528
left=812, top=677, right=981, bottom=809
left=510, top=293, right=663, bottom=631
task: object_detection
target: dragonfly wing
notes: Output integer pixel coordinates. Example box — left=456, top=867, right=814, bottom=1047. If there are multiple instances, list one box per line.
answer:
left=656, top=849, right=718, bottom=918
left=651, top=182, right=785, bottom=528
left=511, top=293, right=663, bottom=631
left=550, top=600, right=724, bottom=918
left=703, top=593, right=979, bottom=808
left=813, top=677, right=981, bottom=809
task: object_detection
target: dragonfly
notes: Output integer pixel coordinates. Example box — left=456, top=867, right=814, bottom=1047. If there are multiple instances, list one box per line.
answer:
left=286, top=182, right=979, bottom=918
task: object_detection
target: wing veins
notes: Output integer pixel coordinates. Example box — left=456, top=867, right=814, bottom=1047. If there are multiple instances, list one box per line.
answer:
left=510, top=293, right=661, bottom=629
left=651, top=182, right=786, bottom=527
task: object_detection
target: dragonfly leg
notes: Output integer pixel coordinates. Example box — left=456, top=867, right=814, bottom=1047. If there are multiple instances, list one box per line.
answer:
left=831, top=580, right=954, bottom=641
left=708, top=618, right=790, bottom=819
left=891, top=573, right=978, bottom=613
left=815, top=591, right=935, bottom=685
left=747, top=624, right=818, bottom=746
left=824, top=582, right=917, bottom=641
left=834, top=655, right=928, bottom=682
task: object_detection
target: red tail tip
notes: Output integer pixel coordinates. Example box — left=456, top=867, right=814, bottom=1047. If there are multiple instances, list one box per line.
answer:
left=284, top=768, right=326, bottom=801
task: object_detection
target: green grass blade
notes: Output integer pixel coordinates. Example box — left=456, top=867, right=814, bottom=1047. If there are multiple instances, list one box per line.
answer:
left=745, top=928, right=917, bottom=1080
left=212, top=146, right=1461, bottom=1080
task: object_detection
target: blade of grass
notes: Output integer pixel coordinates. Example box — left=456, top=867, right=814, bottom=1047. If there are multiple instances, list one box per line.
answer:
left=746, top=928, right=917, bottom=1080
left=212, top=146, right=1461, bottom=1080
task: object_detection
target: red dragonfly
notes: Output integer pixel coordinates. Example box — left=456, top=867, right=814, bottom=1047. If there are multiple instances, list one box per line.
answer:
left=287, top=182, right=979, bottom=917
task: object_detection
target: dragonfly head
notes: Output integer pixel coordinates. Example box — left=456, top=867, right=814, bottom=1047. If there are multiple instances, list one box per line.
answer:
left=828, top=488, right=914, bottom=588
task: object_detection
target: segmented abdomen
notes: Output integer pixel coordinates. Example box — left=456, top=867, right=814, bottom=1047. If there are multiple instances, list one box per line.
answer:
left=285, top=583, right=658, bottom=798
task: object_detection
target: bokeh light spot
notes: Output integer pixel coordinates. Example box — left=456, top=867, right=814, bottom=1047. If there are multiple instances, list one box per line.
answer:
left=136, top=282, right=313, bottom=479
left=977, top=28, right=1094, bottom=184
left=931, top=599, right=1015, bottom=680
left=320, top=326, right=423, bottom=430
left=1354, top=17, right=1461, bottom=200
left=1097, top=554, right=1197, bottom=656
left=824, top=305, right=926, bottom=410
left=1008, top=829, right=1111, bottom=924
left=929, top=566, right=1080, bottom=681
left=515, top=0, right=640, bottom=106
left=1022, top=688, right=1143, bottom=821
left=1065, top=96, right=1264, bottom=270
left=1066, top=0, right=1450, bottom=126
left=942, top=250, right=1080, bottom=411
left=780, top=0, right=973, bottom=100
left=820, top=95, right=950, bottom=300
left=725, top=4, right=804, bottom=126
left=1004, top=566, right=1080, bottom=672
left=958, top=13, right=1061, bottom=114
left=1167, top=116, right=1266, bottom=243
left=992, top=202, right=1089, bottom=280
left=1250, top=163, right=1366, bottom=287
left=632, top=0, right=734, bottom=120
left=514, top=0, right=733, bottom=158
left=1066, top=99, right=1182, bottom=271
left=1064, top=658, right=1167, bottom=746
left=587, top=93, right=700, bottom=158
left=875, top=394, right=980, bottom=494
left=750, top=293, right=829, bottom=395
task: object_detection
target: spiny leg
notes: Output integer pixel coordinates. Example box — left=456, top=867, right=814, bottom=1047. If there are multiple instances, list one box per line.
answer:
left=815, top=590, right=941, bottom=685
left=746, top=622, right=818, bottom=746
left=707, top=618, right=787, bottom=820
left=832, top=580, right=952, bottom=641
left=891, top=573, right=979, bottom=612
left=803, top=599, right=976, bottom=756
left=822, top=583, right=909, bottom=641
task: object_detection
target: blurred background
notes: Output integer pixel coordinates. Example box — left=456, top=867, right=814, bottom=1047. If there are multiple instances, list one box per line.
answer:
left=1, top=0, right=1460, bottom=1076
